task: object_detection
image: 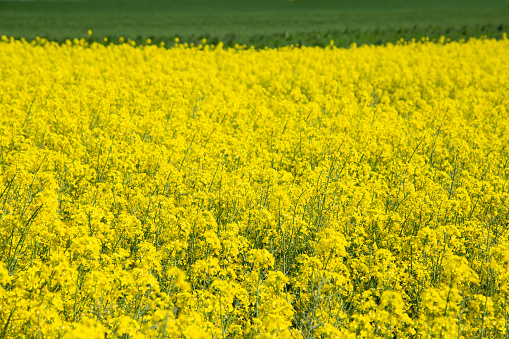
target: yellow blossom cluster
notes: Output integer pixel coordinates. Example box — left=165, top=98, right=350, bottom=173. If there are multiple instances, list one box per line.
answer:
left=1, top=35, right=509, bottom=338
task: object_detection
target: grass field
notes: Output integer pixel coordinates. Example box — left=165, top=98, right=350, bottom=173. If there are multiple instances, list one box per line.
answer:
left=1, top=0, right=508, bottom=47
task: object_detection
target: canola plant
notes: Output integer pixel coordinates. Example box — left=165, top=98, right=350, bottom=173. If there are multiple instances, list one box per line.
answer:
left=1, top=36, right=509, bottom=338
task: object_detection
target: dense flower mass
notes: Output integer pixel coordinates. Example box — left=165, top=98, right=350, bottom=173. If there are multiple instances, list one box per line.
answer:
left=1, top=35, right=509, bottom=338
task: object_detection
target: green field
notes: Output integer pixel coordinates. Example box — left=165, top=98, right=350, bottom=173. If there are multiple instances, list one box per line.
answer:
left=1, top=0, right=509, bottom=47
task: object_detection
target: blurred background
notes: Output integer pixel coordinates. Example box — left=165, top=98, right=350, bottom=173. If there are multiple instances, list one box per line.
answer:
left=1, top=0, right=508, bottom=47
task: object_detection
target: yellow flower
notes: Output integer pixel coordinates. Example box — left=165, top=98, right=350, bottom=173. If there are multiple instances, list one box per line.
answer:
left=1, top=36, right=509, bottom=338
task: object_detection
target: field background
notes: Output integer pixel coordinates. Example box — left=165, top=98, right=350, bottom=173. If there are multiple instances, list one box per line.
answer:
left=2, top=1, right=509, bottom=338
left=1, top=0, right=509, bottom=47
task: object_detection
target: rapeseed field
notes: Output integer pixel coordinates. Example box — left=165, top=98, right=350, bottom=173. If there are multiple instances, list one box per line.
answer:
left=1, top=36, right=509, bottom=338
